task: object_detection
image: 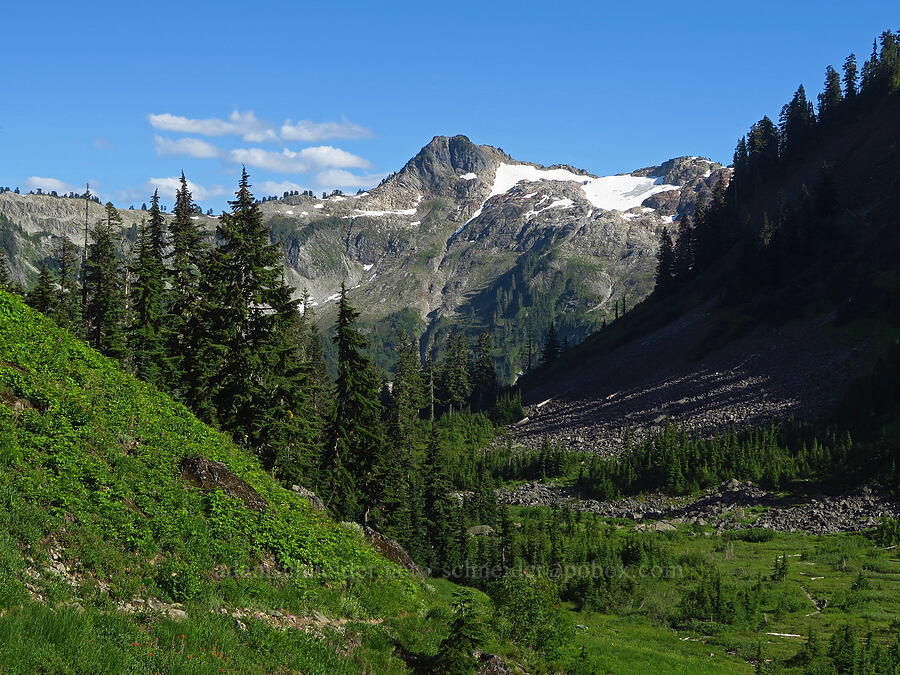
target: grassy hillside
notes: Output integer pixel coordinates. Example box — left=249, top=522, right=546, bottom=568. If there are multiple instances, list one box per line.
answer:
left=0, top=289, right=441, bottom=673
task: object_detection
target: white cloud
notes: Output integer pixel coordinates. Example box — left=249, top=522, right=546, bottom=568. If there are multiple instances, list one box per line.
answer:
left=92, top=137, right=113, bottom=150
left=228, top=145, right=372, bottom=173
left=257, top=180, right=308, bottom=196
left=149, top=110, right=373, bottom=144
left=25, top=176, right=75, bottom=194
left=154, top=135, right=225, bottom=159
left=314, top=169, right=387, bottom=190
left=148, top=110, right=277, bottom=142
left=299, top=145, right=372, bottom=169
left=228, top=148, right=307, bottom=173
left=147, top=176, right=226, bottom=202
left=280, top=118, right=373, bottom=142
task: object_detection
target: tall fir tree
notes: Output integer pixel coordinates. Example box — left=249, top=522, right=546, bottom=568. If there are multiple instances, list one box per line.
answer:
left=55, top=238, right=81, bottom=333
left=541, top=322, right=560, bottom=367
left=129, top=191, right=168, bottom=387
left=654, top=227, right=676, bottom=295
left=26, top=263, right=56, bottom=316
left=423, top=423, right=456, bottom=570
left=438, top=332, right=471, bottom=414
left=878, top=30, right=900, bottom=92
left=842, top=53, right=858, bottom=98
left=294, top=290, right=331, bottom=414
left=470, top=331, right=498, bottom=412
left=83, top=206, right=126, bottom=360
left=199, top=169, right=306, bottom=468
left=778, top=87, right=814, bottom=159
left=673, top=214, right=695, bottom=283
left=320, top=283, right=385, bottom=521
left=861, top=39, right=879, bottom=92
left=375, top=333, right=426, bottom=543
left=268, top=303, right=321, bottom=484
left=818, top=65, right=844, bottom=122
left=166, top=174, right=207, bottom=399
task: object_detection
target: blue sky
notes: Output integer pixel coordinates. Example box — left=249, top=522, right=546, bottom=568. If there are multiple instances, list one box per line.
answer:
left=2, top=0, right=895, bottom=211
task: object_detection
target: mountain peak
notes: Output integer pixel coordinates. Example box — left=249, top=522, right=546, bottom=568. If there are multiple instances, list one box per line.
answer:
left=407, top=135, right=507, bottom=180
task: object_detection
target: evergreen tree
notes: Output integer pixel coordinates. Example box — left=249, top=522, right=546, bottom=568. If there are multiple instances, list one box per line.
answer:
left=295, top=291, right=331, bottom=414
left=731, top=136, right=750, bottom=200
left=267, top=305, right=320, bottom=484
left=199, top=169, right=306, bottom=467
left=439, top=332, right=471, bottom=413
left=779, top=87, right=814, bottom=159
left=747, top=115, right=782, bottom=187
left=389, top=334, right=425, bottom=440
left=654, top=227, right=676, bottom=294
left=129, top=192, right=168, bottom=387
left=423, top=424, right=456, bottom=569
left=26, top=263, right=56, bottom=316
left=166, top=174, right=207, bottom=398
left=673, top=215, right=695, bottom=282
left=878, top=30, right=900, bottom=92
left=54, top=238, right=80, bottom=333
left=818, top=65, right=844, bottom=122
left=861, top=39, right=879, bottom=92
left=828, top=624, right=858, bottom=674
left=433, top=589, right=484, bottom=674
left=375, top=333, right=425, bottom=543
left=541, top=322, right=560, bottom=367
left=83, top=205, right=126, bottom=360
left=842, top=53, right=858, bottom=98
left=470, top=331, right=498, bottom=412
left=320, top=283, right=384, bottom=521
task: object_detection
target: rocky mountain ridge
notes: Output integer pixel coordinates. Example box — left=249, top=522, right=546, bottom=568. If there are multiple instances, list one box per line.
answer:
left=259, top=136, right=730, bottom=374
left=0, top=135, right=730, bottom=378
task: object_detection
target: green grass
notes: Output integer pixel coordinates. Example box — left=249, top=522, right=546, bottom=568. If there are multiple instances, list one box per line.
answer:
left=572, top=524, right=900, bottom=672
left=0, top=290, right=440, bottom=672
left=571, top=613, right=752, bottom=674
left=501, top=499, right=900, bottom=672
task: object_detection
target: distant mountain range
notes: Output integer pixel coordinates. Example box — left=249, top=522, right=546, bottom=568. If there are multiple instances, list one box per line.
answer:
left=0, top=135, right=730, bottom=380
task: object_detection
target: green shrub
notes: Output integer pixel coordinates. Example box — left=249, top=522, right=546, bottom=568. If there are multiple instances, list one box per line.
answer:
left=723, top=527, right=776, bottom=543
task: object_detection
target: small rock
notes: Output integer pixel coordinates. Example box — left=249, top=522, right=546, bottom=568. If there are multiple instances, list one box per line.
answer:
left=291, top=485, right=326, bottom=512
left=167, top=608, right=187, bottom=621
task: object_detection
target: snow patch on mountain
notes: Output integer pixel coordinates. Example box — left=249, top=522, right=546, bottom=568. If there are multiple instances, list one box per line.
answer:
left=459, top=172, right=477, bottom=180
left=354, top=206, right=418, bottom=217
left=486, top=162, right=680, bottom=213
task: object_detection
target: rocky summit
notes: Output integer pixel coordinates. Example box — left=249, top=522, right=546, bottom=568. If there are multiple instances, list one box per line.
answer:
left=265, top=136, right=728, bottom=325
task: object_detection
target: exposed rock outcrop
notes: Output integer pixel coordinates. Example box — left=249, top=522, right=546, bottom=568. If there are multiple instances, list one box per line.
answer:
left=361, top=525, right=423, bottom=578
left=291, top=484, right=327, bottom=512
left=179, top=456, right=268, bottom=511
left=498, top=479, right=900, bottom=536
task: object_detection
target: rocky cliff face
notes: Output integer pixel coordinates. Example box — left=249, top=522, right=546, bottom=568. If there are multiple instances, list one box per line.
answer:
left=0, top=135, right=729, bottom=379
left=0, top=191, right=218, bottom=284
